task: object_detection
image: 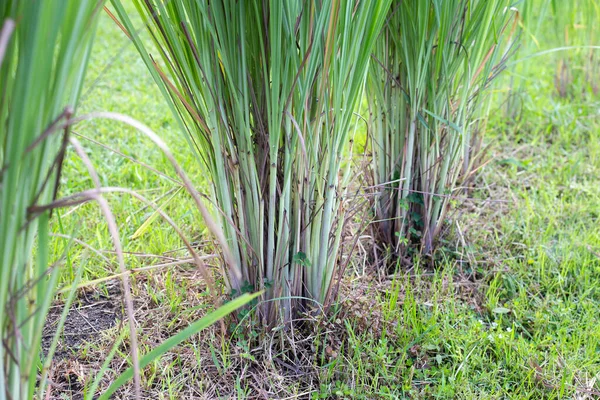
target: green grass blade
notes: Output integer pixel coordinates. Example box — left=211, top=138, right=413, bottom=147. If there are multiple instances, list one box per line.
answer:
left=98, top=292, right=261, bottom=399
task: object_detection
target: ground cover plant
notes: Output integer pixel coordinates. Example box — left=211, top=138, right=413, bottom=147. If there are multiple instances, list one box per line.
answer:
left=1, top=0, right=599, bottom=398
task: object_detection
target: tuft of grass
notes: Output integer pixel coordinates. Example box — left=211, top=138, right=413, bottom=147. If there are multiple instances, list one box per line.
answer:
left=367, top=0, right=517, bottom=263
left=504, top=0, right=600, bottom=119
left=111, top=0, right=392, bottom=324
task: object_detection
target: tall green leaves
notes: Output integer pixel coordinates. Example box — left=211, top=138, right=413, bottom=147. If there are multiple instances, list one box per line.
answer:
left=112, top=0, right=390, bottom=323
left=368, top=0, right=516, bottom=259
left=0, top=1, right=105, bottom=399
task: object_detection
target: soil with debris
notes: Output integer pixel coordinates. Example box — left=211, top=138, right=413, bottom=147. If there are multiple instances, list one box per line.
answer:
left=42, top=283, right=122, bottom=360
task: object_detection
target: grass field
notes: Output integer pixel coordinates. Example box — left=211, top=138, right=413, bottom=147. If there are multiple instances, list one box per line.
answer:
left=45, top=5, right=600, bottom=399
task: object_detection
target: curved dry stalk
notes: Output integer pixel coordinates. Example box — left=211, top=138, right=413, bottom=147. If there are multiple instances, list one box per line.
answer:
left=68, top=137, right=141, bottom=399
left=58, top=256, right=216, bottom=293
left=74, top=127, right=262, bottom=263
left=72, top=130, right=183, bottom=186
left=70, top=111, right=241, bottom=285
left=49, top=233, right=112, bottom=264
left=31, top=185, right=218, bottom=295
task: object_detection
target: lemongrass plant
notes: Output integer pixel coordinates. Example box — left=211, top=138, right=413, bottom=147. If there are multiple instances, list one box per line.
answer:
left=0, top=2, right=105, bottom=398
left=111, top=0, right=391, bottom=324
left=367, top=0, right=516, bottom=261
left=504, top=0, right=599, bottom=119
left=543, top=0, right=599, bottom=97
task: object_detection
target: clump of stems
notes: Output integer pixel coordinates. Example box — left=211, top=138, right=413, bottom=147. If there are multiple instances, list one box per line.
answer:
left=112, top=0, right=390, bottom=324
left=368, top=0, right=516, bottom=261
left=0, top=1, right=105, bottom=398
left=505, top=0, right=599, bottom=118
left=546, top=0, right=600, bottom=96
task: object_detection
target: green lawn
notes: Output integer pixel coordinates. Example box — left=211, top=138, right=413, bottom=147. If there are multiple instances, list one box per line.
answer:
left=48, top=6, right=600, bottom=400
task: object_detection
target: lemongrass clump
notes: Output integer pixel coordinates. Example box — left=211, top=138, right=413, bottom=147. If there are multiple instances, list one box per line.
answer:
left=539, top=0, right=599, bottom=97
left=504, top=0, right=599, bottom=119
left=0, top=2, right=105, bottom=398
left=367, top=0, right=516, bottom=262
left=112, top=0, right=391, bottom=324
